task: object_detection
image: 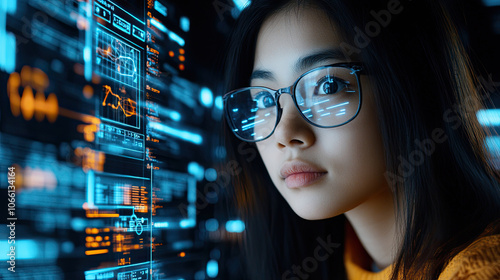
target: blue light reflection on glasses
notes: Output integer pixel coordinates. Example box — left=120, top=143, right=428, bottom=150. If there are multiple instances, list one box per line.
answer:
left=242, top=119, right=265, bottom=131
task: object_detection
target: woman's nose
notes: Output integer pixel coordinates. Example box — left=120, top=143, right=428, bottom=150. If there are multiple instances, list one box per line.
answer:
left=273, top=94, right=316, bottom=149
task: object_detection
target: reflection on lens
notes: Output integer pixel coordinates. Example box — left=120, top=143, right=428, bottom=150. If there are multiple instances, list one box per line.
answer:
left=295, top=66, right=360, bottom=127
left=226, top=87, right=277, bottom=141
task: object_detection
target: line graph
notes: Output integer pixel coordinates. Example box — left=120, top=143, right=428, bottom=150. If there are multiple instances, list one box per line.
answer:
left=95, top=28, right=140, bottom=89
left=102, top=85, right=137, bottom=117
left=101, top=84, right=138, bottom=128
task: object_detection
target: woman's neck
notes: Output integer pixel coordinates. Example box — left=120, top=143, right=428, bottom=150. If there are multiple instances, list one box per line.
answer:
left=344, top=186, right=400, bottom=269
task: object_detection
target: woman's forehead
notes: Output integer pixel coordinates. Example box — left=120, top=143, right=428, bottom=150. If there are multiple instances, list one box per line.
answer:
left=252, top=6, right=345, bottom=85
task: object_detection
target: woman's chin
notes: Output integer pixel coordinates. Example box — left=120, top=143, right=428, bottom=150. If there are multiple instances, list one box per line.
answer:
left=289, top=203, right=340, bottom=221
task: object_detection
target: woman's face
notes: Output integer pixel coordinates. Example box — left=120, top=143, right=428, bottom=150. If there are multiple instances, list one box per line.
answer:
left=252, top=6, right=389, bottom=220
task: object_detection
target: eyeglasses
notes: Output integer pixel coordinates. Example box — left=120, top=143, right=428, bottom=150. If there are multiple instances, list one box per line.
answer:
left=223, top=63, right=364, bottom=142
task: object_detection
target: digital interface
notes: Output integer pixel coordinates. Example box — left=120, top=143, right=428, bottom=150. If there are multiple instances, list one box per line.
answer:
left=1, top=1, right=499, bottom=280
left=0, top=0, right=245, bottom=279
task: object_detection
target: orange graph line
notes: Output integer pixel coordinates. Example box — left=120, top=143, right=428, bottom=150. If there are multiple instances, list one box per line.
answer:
left=102, top=85, right=137, bottom=117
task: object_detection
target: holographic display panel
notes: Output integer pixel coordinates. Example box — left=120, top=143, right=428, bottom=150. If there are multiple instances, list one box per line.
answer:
left=0, top=0, right=234, bottom=279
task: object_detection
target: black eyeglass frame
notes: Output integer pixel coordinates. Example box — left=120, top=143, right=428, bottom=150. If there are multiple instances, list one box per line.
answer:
left=223, top=62, right=365, bottom=142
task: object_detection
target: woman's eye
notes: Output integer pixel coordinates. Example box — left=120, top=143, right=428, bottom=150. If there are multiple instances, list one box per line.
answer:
left=314, top=76, right=348, bottom=95
left=254, top=91, right=275, bottom=109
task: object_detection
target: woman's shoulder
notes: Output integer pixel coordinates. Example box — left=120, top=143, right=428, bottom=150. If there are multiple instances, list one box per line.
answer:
left=438, top=220, right=500, bottom=280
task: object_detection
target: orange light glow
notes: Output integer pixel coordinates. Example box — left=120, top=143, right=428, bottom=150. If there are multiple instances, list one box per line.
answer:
left=179, top=56, right=185, bottom=62
left=83, top=85, right=94, bottom=99
left=32, top=67, right=49, bottom=91
left=59, top=108, right=100, bottom=130
left=73, top=63, right=84, bottom=76
left=169, top=51, right=174, bottom=57
left=179, top=48, right=185, bottom=55
left=34, top=90, right=46, bottom=122
left=179, top=64, right=185, bottom=71
left=7, top=67, right=59, bottom=122
left=7, top=72, right=21, bottom=117
left=85, top=249, right=109, bottom=255
left=73, top=147, right=105, bottom=171
left=20, top=66, right=31, bottom=87
left=179, top=252, right=186, bottom=257
left=20, top=86, right=35, bottom=121
left=86, top=213, right=119, bottom=218
left=91, top=74, right=101, bottom=84
left=46, top=93, right=59, bottom=123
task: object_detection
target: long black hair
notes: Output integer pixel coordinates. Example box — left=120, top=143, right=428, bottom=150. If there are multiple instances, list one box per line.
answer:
left=221, top=0, right=500, bottom=279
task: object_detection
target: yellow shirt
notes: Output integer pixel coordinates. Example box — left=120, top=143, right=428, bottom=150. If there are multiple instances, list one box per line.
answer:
left=345, top=227, right=500, bottom=280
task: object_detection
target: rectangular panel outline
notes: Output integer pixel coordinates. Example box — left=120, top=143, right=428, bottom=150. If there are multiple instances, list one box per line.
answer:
left=132, top=25, right=145, bottom=42
left=96, top=123, right=145, bottom=160
left=113, top=14, right=131, bottom=35
left=94, top=2, right=111, bottom=23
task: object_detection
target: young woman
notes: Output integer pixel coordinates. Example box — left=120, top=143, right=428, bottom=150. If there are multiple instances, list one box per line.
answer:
left=221, top=0, right=500, bottom=279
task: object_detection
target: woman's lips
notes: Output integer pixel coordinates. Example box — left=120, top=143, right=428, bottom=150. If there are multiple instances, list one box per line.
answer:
left=280, top=160, right=327, bottom=188
left=284, top=172, right=327, bottom=188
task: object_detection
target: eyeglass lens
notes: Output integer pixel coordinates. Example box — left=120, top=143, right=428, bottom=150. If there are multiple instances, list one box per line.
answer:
left=226, top=66, right=360, bottom=141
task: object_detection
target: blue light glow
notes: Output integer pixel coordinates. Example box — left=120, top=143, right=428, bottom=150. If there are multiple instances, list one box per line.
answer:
left=169, top=111, right=181, bottom=121
left=206, top=260, right=219, bottom=278
left=180, top=218, right=196, bottom=228
left=225, top=220, right=245, bottom=233
left=154, top=221, right=170, bottom=228
left=205, top=168, right=217, bottom=182
left=326, top=102, right=349, bottom=110
left=232, top=0, right=251, bottom=11
left=215, top=96, right=223, bottom=110
left=0, top=0, right=16, bottom=75
left=242, top=119, right=264, bottom=131
left=486, top=136, right=500, bottom=157
left=150, top=18, right=167, bottom=33
left=84, top=46, right=91, bottom=63
left=61, top=241, right=74, bottom=253
left=148, top=122, right=203, bottom=145
left=3, top=33, right=15, bottom=73
left=71, top=217, right=86, bottom=231
left=172, top=240, right=194, bottom=250
left=1, top=240, right=40, bottom=260
left=168, top=31, right=185, bottom=47
left=150, top=18, right=185, bottom=46
left=477, top=109, right=500, bottom=126
left=6, top=0, right=17, bottom=14
left=180, top=16, right=190, bottom=32
left=154, top=0, right=167, bottom=17
left=84, top=0, right=92, bottom=81
left=313, top=99, right=330, bottom=106
left=482, top=0, right=500, bottom=6
left=200, top=87, right=214, bottom=107
left=188, top=161, right=204, bottom=180
left=205, top=218, right=219, bottom=232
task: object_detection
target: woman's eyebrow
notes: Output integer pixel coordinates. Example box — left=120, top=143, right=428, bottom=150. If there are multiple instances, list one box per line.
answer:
left=250, top=48, right=349, bottom=83
left=294, top=48, right=348, bottom=73
left=250, top=69, right=275, bottom=82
